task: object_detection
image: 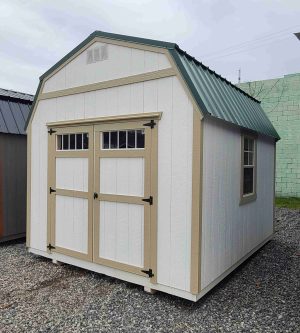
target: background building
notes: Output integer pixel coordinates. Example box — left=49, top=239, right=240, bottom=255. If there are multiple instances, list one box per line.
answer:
left=238, top=73, right=300, bottom=198
left=0, top=88, right=33, bottom=242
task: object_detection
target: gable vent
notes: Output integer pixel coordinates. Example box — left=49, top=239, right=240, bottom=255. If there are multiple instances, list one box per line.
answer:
left=86, top=45, right=108, bottom=64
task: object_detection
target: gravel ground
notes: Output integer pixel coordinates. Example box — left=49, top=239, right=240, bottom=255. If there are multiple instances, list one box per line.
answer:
left=0, top=208, right=299, bottom=333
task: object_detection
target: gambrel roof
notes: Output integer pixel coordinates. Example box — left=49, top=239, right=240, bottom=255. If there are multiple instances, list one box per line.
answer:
left=26, top=31, right=279, bottom=140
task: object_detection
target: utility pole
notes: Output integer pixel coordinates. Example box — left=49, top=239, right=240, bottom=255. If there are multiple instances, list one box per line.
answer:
left=238, top=68, right=241, bottom=83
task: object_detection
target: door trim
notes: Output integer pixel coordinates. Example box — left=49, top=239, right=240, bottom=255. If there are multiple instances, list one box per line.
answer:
left=93, top=120, right=153, bottom=277
left=47, top=125, right=94, bottom=261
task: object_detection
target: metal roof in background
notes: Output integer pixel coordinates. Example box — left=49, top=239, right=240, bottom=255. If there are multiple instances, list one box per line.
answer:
left=0, top=89, right=33, bottom=135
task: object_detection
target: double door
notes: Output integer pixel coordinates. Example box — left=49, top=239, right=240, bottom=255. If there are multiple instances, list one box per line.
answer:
left=47, top=120, right=156, bottom=278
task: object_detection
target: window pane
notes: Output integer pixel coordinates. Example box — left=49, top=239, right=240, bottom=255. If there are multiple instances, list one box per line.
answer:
left=248, top=139, right=254, bottom=152
left=110, top=131, right=118, bottom=149
left=83, top=133, right=89, bottom=149
left=243, top=168, right=254, bottom=195
left=127, top=130, right=135, bottom=148
left=103, top=132, right=109, bottom=149
left=57, top=135, right=62, bottom=150
left=70, top=134, right=75, bottom=150
left=244, top=152, right=248, bottom=166
left=136, top=130, right=145, bottom=148
left=248, top=152, right=254, bottom=165
left=118, top=131, right=126, bottom=149
left=244, top=137, right=249, bottom=151
left=63, top=134, right=69, bottom=150
left=76, top=134, right=82, bottom=149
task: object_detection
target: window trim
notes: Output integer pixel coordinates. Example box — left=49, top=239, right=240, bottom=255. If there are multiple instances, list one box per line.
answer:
left=240, top=131, right=257, bottom=205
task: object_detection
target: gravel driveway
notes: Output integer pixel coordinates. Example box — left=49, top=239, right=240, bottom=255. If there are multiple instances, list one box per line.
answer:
left=0, top=208, right=299, bottom=333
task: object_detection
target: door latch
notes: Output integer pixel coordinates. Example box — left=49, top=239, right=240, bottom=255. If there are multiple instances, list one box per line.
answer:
left=142, top=196, right=153, bottom=205
left=141, top=268, right=154, bottom=278
left=94, top=192, right=98, bottom=199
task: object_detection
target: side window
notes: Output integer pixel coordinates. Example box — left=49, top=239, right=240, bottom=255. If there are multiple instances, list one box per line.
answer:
left=101, top=129, right=145, bottom=150
left=241, top=134, right=257, bottom=204
left=56, top=133, right=89, bottom=151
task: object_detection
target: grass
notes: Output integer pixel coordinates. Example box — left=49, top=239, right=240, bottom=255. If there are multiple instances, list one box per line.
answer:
left=275, top=197, right=300, bottom=209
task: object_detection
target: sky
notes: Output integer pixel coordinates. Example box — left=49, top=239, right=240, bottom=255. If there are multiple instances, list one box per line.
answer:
left=0, top=0, right=300, bottom=95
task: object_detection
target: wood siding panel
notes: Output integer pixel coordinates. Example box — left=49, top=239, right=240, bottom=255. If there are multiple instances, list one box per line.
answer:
left=201, top=118, right=274, bottom=289
left=30, top=75, right=193, bottom=292
left=42, top=42, right=171, bottom=93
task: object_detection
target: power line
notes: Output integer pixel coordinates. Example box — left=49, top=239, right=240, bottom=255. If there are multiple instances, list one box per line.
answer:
left=203, top=35, right=290, bottom=61
left=199, top=24, right=300, bottom=59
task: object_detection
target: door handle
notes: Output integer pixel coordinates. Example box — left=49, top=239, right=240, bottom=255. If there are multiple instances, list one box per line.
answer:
left=93, top=192, right=98, bottom=199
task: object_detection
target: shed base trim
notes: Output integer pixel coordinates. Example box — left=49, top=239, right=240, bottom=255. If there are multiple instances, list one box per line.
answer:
left=27, top=247, right=197, bottom=302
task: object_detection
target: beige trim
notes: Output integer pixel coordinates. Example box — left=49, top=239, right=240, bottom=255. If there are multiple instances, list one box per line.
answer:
left=149, top=122, right=158, bottom=284
left=47, top=112, right=162, bottom=128
left=26, top=127, right=32, bottom=247
left=56, top=189, right=89, bottom=199
left=40, top=68, right=176, bottom=100
left=93, top=119, right=157, bottom=279
left=47, top=125, right=94, bottom=261
left=99, top=193, right=144, bottom=205
left=240, top=131, right=258, bottom=205
left=190, top=110, right=203, bottom=294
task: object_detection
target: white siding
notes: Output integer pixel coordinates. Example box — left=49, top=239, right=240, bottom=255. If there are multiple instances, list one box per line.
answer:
left=201, top=118, right=275, bottom=289
left=30, top=75, right=193, bottom=292
left=42, top=42, right=171, bottom=93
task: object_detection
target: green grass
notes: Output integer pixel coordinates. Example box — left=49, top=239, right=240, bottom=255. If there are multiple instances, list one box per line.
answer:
left=275, top=197, right=300, bottom=209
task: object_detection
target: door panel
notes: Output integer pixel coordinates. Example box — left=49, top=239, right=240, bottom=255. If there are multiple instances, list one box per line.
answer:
left=99, top=201, right=144, bottom=267
left=99, top=157, right=144, bottom=196
left=56, top=158, right=88, bottom=191
left=93, top=121, right=152, bottom=276
left=55, top=195, right=89, bottom=253
left=48, top=125, right=93, bottom=261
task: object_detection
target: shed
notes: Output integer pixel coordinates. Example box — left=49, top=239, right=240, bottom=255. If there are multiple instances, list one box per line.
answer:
left=0, top=88, right=33, bottom=242
left=26, top=31, right=279, bottom=301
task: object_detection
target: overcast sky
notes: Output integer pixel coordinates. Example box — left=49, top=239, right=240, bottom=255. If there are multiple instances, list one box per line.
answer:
left=0, top=0, right=299, bottom=95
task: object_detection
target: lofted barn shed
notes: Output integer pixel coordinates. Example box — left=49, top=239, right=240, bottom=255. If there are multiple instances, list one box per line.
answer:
left=0, top=88, right=32, bottom=242
left=26, top=31, right=279, bottom=301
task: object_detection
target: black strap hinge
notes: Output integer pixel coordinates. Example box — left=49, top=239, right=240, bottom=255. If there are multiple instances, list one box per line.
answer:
left=142, top=196, right=153, bottom=205
left=49, top=187, right=56, bottom=194
left=47, top=243, right=55, bottom=251
left=48, top=128, right=57, bottom=135
left=141, top=268, right=154, bottom=278
left=143, top=120, right=156, bottom=129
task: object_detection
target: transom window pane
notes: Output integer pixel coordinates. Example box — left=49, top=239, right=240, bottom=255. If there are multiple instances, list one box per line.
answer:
left=57, top=133, right=89, bottom=151
left=102, top=129, right=145, bottom=149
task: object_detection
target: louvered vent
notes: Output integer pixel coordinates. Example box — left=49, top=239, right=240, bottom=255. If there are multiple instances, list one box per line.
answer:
left=86, top=45, right=108, bottom=64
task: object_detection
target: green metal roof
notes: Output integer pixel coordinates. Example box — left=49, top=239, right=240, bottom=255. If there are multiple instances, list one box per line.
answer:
left=25, top=31, right=280, bottom=140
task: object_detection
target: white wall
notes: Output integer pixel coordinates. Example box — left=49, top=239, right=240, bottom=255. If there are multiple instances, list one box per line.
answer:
left=201, top=118, right=275, bottom=289
left=30, top=76, right=193, bottom=292
left=42, top=42, right=171, bottom=93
